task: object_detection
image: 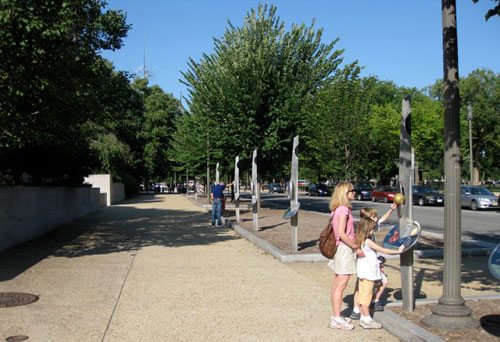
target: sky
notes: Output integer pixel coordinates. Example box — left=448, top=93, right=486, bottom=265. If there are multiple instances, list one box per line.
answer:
left=101, top=1, right=500, bottom=107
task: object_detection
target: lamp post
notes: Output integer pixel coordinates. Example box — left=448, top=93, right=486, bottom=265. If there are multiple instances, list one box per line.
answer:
left=467, top=105, right=473, bottom=185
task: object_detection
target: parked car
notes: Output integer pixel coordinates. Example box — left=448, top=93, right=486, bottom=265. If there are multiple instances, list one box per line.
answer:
left=353, top=184, right=373, bottom=201
left=308, top=183, right=332, bottom=196
left=371, top=186, right=398, bottom=203
left=268, top=183, right=284, bottom=193
left=298, top=179, right=310, bottom=187
left=461, top=186, right=499, bottom=210
left=412, top=186, right=444, bottom=206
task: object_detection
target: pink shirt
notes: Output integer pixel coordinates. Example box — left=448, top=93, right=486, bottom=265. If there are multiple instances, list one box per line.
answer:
left=332, top=206, right=354, bottom=247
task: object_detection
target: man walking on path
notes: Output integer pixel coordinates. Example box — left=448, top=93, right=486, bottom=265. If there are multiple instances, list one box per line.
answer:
left=211, top=180, right=233, bottom=227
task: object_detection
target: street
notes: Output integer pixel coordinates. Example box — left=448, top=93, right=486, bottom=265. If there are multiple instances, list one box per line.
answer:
left=246, top=192, right=500, bottom=246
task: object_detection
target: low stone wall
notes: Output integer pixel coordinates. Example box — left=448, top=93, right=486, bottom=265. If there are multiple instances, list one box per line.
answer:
left=0, top=186, right=100, bottom=253
left=84, top=174, right=125, bottom=206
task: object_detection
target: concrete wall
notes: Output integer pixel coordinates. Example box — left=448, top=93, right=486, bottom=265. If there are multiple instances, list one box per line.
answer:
left=84, top=174, right=125, bottom=206
left=0, top=186, right=100, bottom=253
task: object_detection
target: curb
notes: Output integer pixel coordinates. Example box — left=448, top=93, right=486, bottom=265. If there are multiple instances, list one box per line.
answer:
left=186, top=195, right=493, bottom=259
left=374, top=309, right=445, bottom=342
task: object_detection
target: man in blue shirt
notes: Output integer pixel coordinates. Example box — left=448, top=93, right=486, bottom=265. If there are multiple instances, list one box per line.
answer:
left=211, top=180, right=234, bottom=227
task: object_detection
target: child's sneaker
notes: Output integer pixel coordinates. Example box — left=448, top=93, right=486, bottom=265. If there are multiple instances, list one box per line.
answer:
left=373, top=301, right=384, bottom=312
left=359, top=319, right=382, bottom=329
left=329, top=317, right=354, bottom=330
left=350, top=311, right=361, bottom=320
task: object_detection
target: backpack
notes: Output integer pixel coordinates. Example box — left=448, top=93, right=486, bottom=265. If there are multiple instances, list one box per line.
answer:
left=319, top=211, right=337, bottom=259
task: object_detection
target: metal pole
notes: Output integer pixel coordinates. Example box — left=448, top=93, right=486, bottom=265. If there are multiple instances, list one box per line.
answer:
left=400, top=97, right=414, bottom=312
left=422, top=0, right=478, bottom=330
left=467, top=105, right=473, bottom=185
left=235, top=155, right=240, bottom=222
left=216, top=162, right=220, bottom=184
left=290, top=136, right=299, bottom=252
left=252, top=150, right=258, bottom=231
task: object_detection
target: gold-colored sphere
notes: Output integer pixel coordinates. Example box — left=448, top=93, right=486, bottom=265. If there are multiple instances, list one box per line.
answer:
left=393, top=193, right=406, bottom=205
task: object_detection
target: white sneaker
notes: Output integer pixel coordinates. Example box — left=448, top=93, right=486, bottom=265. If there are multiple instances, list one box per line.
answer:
left=359, top=319, right=382, bottom=329
left=330, top=316, right=352, bottom=324
left=329, top=317, right=354, bottom=330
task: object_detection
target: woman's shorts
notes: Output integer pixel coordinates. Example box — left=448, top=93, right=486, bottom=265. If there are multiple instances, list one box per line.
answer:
left=327, top=244, right=356, bottom=275
left=358, top=278, right=375, bottom=306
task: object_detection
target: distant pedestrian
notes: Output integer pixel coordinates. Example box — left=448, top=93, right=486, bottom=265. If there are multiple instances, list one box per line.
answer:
left=328, top=182, right=364, bottom=331
left=211, top=181, right=234, bottom=227
left=355, top=216, right=404, bottom=329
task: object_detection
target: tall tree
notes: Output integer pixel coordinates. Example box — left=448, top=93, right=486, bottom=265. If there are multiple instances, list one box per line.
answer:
left=460, top=69, right=500, bottom=181
left=0, top=0, right=130, bottom=185
left=179, top=3, right=344, bottom=180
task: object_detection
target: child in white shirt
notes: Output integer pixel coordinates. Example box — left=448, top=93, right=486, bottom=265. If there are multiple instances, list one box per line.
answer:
left=354, top=216, right=404, bottom=329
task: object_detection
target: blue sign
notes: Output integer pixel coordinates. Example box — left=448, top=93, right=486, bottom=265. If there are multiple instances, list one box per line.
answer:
left=382, top=221, right=421, bottom=252
left=488, top=244, right=500, bottom=281
left=283, top=202, right=300, bottom=220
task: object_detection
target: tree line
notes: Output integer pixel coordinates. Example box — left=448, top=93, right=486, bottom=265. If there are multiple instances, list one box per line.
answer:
left=1, top=2, right=498, bottom=194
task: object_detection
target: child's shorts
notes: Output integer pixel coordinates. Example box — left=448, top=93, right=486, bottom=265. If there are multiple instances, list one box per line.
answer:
left=358, top=278, right=375, bottom=306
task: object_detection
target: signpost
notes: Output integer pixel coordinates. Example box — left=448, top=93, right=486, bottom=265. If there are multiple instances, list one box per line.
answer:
left=288, top=136, right=299, bottom=252
left=234, top=155, right=240, bottom=222
left=216, top=162, right=220, bottom=184
left=399, top=96, right=415, bottom=312
left=251, top=149, right=258, bottom=231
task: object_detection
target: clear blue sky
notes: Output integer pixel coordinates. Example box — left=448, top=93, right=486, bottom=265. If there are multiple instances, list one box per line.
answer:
left=101, top=1, right=499, bottom=107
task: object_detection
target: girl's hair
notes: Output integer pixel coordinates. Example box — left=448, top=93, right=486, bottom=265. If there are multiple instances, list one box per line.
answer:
left=355, top=216, right=376, bottom=248
left=329, top=182, right=354, bottom=211
left=360, top=207, right=377, bottom=219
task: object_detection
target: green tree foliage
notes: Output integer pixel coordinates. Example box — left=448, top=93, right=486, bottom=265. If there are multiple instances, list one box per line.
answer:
left=460, top=69, right=500, bottom=180
left=472, top=0, right=500, bottom=21
left=301, top=65, right=369, bottom=181
left=425, top=68, right=500, bottom=181
left=411, top=94, right=445, bottom=180
left=177, top=3, right=343, bottom=180
left=0, top=0, right=130, bottom=185
left=139, top=84, right=182, bottom=182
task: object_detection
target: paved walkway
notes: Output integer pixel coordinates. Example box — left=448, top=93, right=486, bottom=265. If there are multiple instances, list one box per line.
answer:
left=0, top=194, right=401, bottom=341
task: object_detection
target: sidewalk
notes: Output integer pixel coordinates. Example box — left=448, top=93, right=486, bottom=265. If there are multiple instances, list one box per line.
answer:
left=0, top=194, right=402, bottom=341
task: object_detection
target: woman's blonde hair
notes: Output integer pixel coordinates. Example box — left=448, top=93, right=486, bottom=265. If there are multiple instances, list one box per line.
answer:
left=360, top=207, right=377, bottom=219
left=329, top=182, right=354, bottom=211
left=355, top=216, right=376, bottom=248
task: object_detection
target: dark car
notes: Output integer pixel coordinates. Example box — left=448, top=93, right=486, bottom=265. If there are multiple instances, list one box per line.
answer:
left=412, top=186, right=444, bottom=206
left=371, top=186, right=398, bottom=203
left=268, top=183, right=284, bottom=193
left=308, top=183, right=332, bottom=196
left=353, top=184, right=373, bottom=201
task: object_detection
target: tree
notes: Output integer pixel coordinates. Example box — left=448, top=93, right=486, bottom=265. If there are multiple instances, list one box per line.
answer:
left=472, top=0, right=500, bottom=21
left=0, top=0, right=130, bottom=185
left=139, top=84, right=182, bottom=182
left=460, top=69, right=500, bottom=181
left=424, top=68, right=500, bottom=181
left=179, top=3, right=344, bottom=180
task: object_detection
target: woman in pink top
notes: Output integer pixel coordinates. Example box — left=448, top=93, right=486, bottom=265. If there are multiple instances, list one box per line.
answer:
left=327, top=182, right=364, bottom=331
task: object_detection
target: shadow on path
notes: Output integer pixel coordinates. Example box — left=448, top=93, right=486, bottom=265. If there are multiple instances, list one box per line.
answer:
left=0, top=195, right=240, bottom=281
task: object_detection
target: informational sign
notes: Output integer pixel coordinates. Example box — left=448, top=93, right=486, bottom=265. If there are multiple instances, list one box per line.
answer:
left=488, top=244, right=500, bottom=281
left=283, top=202, right=300, bottom=220
left=383, top=221, right=421, bottom=252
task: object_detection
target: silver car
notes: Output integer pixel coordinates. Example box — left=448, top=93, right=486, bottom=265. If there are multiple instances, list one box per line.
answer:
left=461, top=186, right=499, bottom=210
